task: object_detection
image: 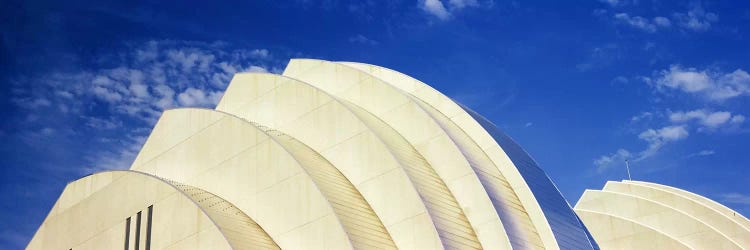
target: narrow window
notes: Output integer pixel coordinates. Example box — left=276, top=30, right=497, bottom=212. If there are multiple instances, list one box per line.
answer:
left=146, top=205, right=153, bottom=250
left=135, top=211, right=142, bottom=250
left=124, top=217, right=131, bottom=250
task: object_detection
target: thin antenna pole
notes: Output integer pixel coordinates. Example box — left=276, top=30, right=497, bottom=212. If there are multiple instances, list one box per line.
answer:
left=625, top=159, right=632, bottom=181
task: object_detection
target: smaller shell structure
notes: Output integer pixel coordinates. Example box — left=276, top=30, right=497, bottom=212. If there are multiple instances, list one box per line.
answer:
left=575, top=180, right=750, bottom=250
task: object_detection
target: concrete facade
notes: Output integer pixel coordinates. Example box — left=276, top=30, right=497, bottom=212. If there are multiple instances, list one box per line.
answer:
left=29, top=59, right=605, bottom=249
left=575, top=180, right=750, bottom=250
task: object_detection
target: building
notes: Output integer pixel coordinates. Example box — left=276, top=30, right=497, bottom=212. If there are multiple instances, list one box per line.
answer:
left=575, top=180, right=750, bottom=249
left=28, top=59, right=600, bottom=249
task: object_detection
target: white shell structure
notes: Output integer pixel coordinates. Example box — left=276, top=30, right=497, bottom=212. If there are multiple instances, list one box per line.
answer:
left=28, top=59, right=606, bottom=250
left=575, top=180, right=750, bottom=250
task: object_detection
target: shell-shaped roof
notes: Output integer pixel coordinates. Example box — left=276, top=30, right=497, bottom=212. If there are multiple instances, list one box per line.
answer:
left=575, top=180, right=750, bottom=249
left=29, top=59, right=607, bottom=250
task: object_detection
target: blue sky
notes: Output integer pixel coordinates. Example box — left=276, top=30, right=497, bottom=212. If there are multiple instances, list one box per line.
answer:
left=2, top=0, right=749, bottom=248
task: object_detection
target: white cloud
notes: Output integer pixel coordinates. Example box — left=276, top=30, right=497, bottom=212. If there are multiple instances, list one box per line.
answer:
left=684, top=149, right=716, bottom=158
left=448, top=0, right=479, bottom=9
left=55, top=90, right=74, bottom=99
left=598, top=106, right=744, bottom=173
left=85, top=117, right=122, bottom=130
left=673, top=6, right=718, bottom=31
left=127, top=70, right=149, bottom=99
left=9, top=40, right=281, bottom=173
left=39, top=127, right=56, bottom=136
left=598, top=0, right=635, bottom=7
left=653, top=16, right=671, bottom=27
left=731, top=115, right=745, bottom=124
left=669, top=109, right=744, bottom=129
left=421, top=0, right=451, bottom=20
left=348, top=34, right=379, bottom=45
left=654, top=65, right=750, bottom=101
left=152, top=84, right=176, bottom=109
left=721, top=193, right=750, bottom=205
left=697, top=150, right=715, bottom=156
left=656, top=66, right=711, bottom=92
left=594, top=148, right=632, bottom=172
left=599, top=0, right=619, bottom=6
left=700, top=112, right=731, bottom=127
left=630, top=111, right=653, bottom=122
left=614, top=13, right=671, bottom=33
left=637, top=125, right=689, bottom=159
left=576, top=44, right=620, bottom=72
left=82, top=135, right=148, bottom=172
left=639, top=125, right=689, bottom=142
left=612, top=76, right=629, bottom=84
left=602, top=4, right=716, bottom=32
left=92, top=75, right=115, bottom=86
left=596, top=125, right=689, bottom=171
left=420, top=0, right=490, bottom=20
left=11, top=97, right=52, bottom=109
left=245, top=65, right=269, bottom=73
left=129, top=83, right=149, bottom=99
left=248, top=49, right=270, bottom=59
left=16, top=127, right=67, bottom=147
left=166, top=49, right=216, bottom=72
left=177, top=88, right=224, bottom=107
left=92, top=86, right=123, bottom=103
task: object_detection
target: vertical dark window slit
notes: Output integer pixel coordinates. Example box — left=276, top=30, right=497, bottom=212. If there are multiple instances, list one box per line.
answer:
left=125, top=217, right=131, bottom=250
left=146, top=205, right=153, bottom=250
left=135, top=211, right=142, bottom=250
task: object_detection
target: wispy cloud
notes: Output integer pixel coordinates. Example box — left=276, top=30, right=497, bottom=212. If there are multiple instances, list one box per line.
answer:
left=696, top=149, right=715, bottom=156
left=11, top=40, right=277, bottom=122
left=721, top=193, right=750, bottom=205
left=593, top=74, right=747, bottom=172
left=348, top=34, right=379, bottom=45
left=649, top=65, right=750, bottom=101
left=576, top=44, right=620, bottom=72
left=685, top=149, right=715, bottom=158
left=81, top=134, right=148, bottom=172
left=595, top=125, right=688, bottom=172
left=673, top=5, right=718, bottom=32
left=594, top=149, right=632, bottom=172
left=614, top=13, right=671, bottom=33
left=598, top=3, right=718, bottom=33
left=669, top=109, right=745, bottom=130
left=448, top=0, right=479, bottom=9
left=637, top=125, right=689, bottom=159
left=419, top=0, right=488, bottom=20
left=84, top=117, right=123, bottom=130
left=597, top=0, right=636, bottom=7
left=598, top=0, right=620, bottom=7
left=176, top=87, right=224, bottom=107
left=9, top=40, right=281, bottom=173
left=421, top=0, right=451, bottom=20
left=630, top=111, right=654, bottom=123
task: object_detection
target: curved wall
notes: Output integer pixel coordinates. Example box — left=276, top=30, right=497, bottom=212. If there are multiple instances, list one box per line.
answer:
left=216, top=73, right=443, bottom=249
left=27, top=170, right=276, bottom=250
left=131, top=108, right=354, bottom=249
left=341, top=61, right=597, bottom=250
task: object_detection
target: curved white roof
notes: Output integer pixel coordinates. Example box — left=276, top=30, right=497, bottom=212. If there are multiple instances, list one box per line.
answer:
left=576, top=180, right=750, bottom=249
left=29, top=59, right=612, bottom=249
